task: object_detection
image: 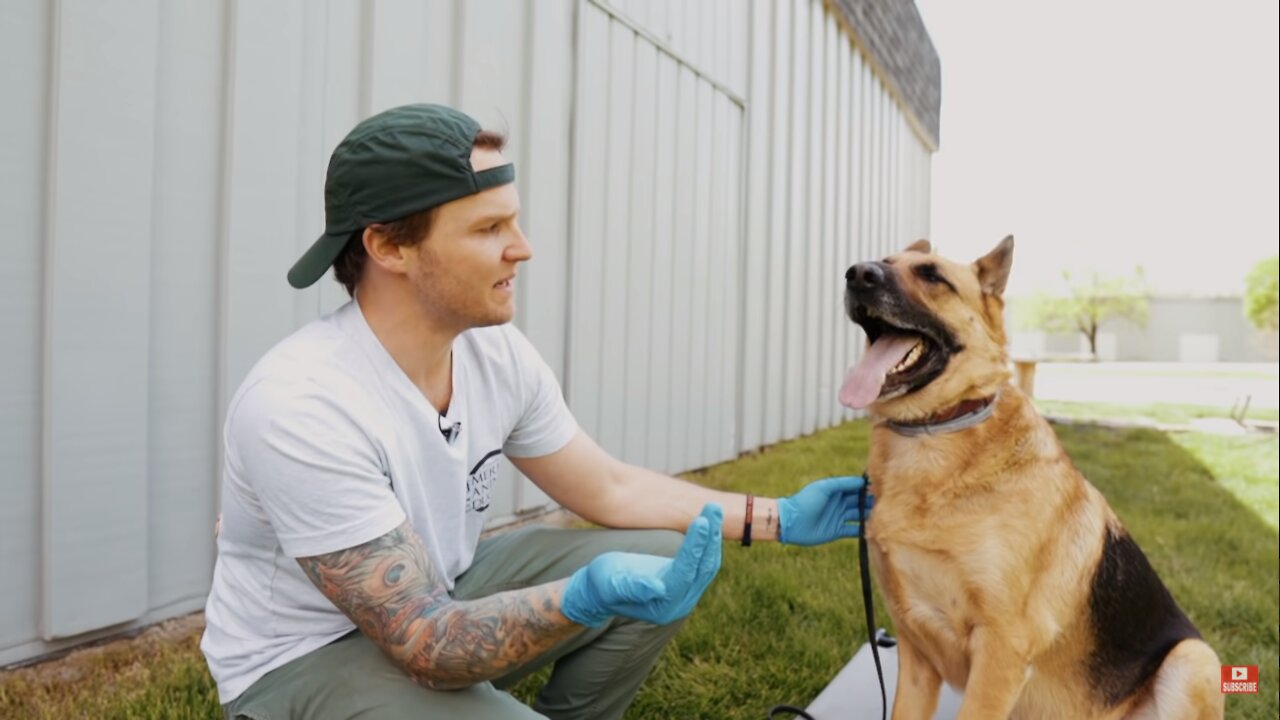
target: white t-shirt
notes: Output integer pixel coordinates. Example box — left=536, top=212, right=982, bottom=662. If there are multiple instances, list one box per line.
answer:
left=200, top=299, right=578, bottom=703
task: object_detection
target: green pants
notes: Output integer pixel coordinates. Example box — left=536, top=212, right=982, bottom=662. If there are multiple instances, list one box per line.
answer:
left=223, top=526, right=685, bottom=720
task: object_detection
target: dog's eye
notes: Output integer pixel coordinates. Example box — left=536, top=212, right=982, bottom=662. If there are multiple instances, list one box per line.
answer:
left=914, top=263, right=946, bottom=284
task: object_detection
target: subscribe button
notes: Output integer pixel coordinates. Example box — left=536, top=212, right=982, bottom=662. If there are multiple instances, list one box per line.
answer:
left=1221, top=665, right=1258, bottom=694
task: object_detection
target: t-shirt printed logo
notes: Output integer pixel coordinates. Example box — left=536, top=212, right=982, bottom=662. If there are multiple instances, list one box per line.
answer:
left=467, top=450, right=501, bottom=512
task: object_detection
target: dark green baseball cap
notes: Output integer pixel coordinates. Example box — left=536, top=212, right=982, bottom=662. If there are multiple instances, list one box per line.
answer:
left=287, top=103, right=515, bottom=289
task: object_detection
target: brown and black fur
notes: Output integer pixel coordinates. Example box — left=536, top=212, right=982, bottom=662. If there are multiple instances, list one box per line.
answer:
left=846, top=237, right=1222, bottom=719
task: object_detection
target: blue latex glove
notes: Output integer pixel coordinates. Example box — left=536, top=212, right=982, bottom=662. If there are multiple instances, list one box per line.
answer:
left=778, top=475, right=874, bottom=546
left=561, top=503, right=724, bottom=628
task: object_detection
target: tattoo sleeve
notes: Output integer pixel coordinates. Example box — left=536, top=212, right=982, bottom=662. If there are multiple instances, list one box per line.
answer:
left=297, top=520, right=583, bottom=690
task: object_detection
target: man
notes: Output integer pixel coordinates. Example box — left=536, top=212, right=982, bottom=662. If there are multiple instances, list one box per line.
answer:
left=201, top=103, right=871, bottom=720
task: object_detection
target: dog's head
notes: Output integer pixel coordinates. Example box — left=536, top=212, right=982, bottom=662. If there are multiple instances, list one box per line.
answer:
left=840, top=235, right=1014, bottom=420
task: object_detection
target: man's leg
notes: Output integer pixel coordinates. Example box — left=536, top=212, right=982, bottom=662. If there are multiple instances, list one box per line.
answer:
left=222, top=629, right=547, bottom=720
left=452, top=526, right=686, bottom=720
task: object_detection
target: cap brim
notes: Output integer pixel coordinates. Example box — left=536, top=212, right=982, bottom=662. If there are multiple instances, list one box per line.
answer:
left=288, top=231, right=350, bottom=289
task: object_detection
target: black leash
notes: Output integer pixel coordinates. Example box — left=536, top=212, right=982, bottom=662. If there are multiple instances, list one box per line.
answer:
left=857, top=477, right=887, bottom=720
left=767, top=475, right=886, bottom=720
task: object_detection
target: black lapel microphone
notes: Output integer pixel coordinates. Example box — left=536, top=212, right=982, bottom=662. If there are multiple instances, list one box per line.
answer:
left=438, top=413, right=462, bottom=444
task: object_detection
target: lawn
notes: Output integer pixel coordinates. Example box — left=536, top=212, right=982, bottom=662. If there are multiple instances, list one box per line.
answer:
left=1035, top=399, right=1279, bottom=427
left=2, top=416, right=1276, bottom=719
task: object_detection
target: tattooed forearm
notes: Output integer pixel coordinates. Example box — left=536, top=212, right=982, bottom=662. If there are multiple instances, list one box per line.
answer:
left=298, top=521, right=583, bottom=690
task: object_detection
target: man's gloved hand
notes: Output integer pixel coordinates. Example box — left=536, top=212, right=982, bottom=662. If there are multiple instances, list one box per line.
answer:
left=561, top=504, right=724, bottom=628
left=777, top=475, right=874, bottom=546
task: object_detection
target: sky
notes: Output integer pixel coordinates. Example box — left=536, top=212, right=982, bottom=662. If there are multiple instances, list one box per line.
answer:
left=913, top=0, right=1278, bottom=299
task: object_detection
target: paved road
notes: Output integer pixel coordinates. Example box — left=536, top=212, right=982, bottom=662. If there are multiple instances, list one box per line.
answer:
left=1027, top=362, right=1279, bottom=410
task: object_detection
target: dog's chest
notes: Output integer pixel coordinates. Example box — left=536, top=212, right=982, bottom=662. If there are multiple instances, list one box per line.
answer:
left=876, top=539, right=973, bottom=634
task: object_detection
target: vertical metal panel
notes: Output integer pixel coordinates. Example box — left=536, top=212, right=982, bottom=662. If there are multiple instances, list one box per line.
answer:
left=43, top=0, right=159, bottom=639
left=688, top=79, right=713, bottom=467
left=365, top=0, right=444, bottom=113
left=853, top=50, right=871, bottom=412
left=568, top=3, right=609, bottom=437
left=667, top=65, right=698, bottom=471
left=718, top=92, right=743, bottom=461
left=830, top=32, right=851, bottom=430
left=459, top=0, right=525, bottom=127
left=597, top=19, right=635, bottom=457
left=219, top=0, right=307, bottom=424
left=147, top=0, right=225, bottom=610
left=895, top=107, right=904, bottom=247
left=818, top=13, right=838, bottom=429
left=313, top=0, right=363, bottom=318
left=290, top=2, right=329, bottom=330
left=875, top=75, right=888, bottom=258
left=762, top=0, right=791, bottom=446
left=0, top=0, right=49, bottom=651
left=782, top=0, right=808, bottom=440
left=645, top=53, right=679, bottom=473
left=801, top=3, right=823, bottom=437
left=622, top=41, right=658, bottom=465
left=739, top=0, right=772, bottom=453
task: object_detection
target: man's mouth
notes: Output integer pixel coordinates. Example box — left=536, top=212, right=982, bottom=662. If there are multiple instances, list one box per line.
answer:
left=839, top=302, right=955, bottom=409
left=495, top=276, right=514, bottom=290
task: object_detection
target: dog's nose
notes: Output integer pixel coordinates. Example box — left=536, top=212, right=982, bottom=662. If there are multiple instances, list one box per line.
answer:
left=847, top=262, right=886, bottom=291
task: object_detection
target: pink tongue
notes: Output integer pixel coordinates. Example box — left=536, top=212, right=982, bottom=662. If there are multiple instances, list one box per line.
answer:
left=840, top=334, right=919, bottom=409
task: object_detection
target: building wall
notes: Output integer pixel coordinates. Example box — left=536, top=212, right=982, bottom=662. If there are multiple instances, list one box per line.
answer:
left=0, top=0, right=935, bottom=666
left=1009, top=297, right=1278, bottom=362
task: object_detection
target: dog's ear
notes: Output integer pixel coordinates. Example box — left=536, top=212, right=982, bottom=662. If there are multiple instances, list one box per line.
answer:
left=974, top=235, right=1014, bottom=296
left=904, top=239, right=932, bottom=254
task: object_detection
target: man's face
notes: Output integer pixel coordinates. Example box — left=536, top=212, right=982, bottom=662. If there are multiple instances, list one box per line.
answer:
left=407, top=147, right=531, bottom=329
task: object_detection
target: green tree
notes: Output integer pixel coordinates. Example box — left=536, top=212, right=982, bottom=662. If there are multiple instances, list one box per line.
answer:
left=1016, top=268, right=1149, bottom=358
left=1243, top=256, right=1279, bottom=331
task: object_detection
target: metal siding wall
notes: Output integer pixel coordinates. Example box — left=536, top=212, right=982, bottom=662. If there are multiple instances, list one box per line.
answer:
left=0, top=0, right=50, bottom=655
left=644, top=52, right=680, bottom=472
left=738, top=0, right=771, bottom=453
left=148, top=0, right=226, bottom=613
left=43, top=0, right=159, bottom=639
left=735, top=0, right=936, bottom=458
left=1, top=0, right=931, bottom=666
left=784, top=0, right=808, bottom=441
left=568, top=3, right=607, bottom=445
left=762, top=0, right=791, bottom=447
left=566, top=1, right=746, bottom=474
left=0, top=0, right=580, bottom=666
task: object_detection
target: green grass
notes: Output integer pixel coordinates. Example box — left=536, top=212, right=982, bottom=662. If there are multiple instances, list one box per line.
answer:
left=3, top=419, right=1276, bottom=719
left=1036, top=399, right=1279, bottom=426
left=0, top=623, right=219, bottom=720
left=1041, top=365, right=1279, bottom=381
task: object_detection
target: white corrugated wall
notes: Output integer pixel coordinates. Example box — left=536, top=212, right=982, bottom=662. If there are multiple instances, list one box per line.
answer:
left=0, top=0, right=932, bottom=666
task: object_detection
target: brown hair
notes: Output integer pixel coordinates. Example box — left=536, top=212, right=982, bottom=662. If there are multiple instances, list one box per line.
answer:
left=332, top=129, right=509, bottom=297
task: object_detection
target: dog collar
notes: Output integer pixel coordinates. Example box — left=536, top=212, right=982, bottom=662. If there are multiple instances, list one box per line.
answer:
left=885, top=394, right=999, bottom=437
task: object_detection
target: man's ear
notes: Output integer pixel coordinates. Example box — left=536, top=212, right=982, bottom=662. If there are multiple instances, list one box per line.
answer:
left=362, top=225, right=411, bottom=275
left=904, top=239, right=932, bottom=254
left=974, top=235, right=1014, bottom=296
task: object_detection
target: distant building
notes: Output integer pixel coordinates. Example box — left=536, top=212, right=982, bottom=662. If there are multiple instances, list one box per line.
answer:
left=1009, top=295, right=1278, bottom=362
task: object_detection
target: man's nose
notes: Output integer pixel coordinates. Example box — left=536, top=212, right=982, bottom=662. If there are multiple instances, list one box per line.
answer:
left=506, top=225, right=533, bottom=262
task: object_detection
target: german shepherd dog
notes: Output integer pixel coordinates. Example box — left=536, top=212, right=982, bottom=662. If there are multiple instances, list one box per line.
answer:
left=839, top=237, right=1223, bottom=719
